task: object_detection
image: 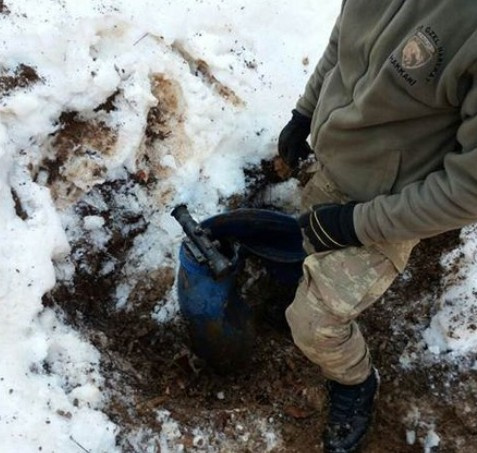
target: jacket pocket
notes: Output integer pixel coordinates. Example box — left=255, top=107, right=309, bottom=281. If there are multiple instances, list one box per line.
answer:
left=377, top=148, right=402, bottom=195
left=323, top=148, right=402, bottom=201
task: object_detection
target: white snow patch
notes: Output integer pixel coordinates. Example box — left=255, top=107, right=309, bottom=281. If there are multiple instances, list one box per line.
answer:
left=156, top=410, right=184, bottom=452
left=424, top=224, right=477, bottom=354
left=0, top=0, right=341, bottom=450
left=406, top=429, right=417, bottom=445
left=83, top=215, right=106, bottom=230
left=404, top=407, right=442, bottom=453
left=424, top=427, right=440, bottom=453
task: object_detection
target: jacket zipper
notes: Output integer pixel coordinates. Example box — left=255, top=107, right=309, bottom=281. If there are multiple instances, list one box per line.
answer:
left=314, top=0, right=406, bottom=149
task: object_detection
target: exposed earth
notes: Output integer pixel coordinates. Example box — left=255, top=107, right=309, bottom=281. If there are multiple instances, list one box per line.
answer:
left=43, top=173, right=476, bottom=453
left=7, top=57, right=477, bottom=453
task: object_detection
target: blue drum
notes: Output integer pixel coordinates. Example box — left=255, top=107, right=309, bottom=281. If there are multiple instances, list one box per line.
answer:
left=177, top=208, right=306, bottom=372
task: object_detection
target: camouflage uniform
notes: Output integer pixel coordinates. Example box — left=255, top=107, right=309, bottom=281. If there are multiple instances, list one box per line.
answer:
left=285, top=0, right=477, bottom=387
left=285, top=163, right=417, bottom=385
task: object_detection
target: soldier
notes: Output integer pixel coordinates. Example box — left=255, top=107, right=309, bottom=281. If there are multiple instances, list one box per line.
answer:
left=278, top=1, right=477, bottom=452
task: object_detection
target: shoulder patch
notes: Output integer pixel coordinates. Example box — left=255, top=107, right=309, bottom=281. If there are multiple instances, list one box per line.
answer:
left=401, top=31, right=436, bottom=70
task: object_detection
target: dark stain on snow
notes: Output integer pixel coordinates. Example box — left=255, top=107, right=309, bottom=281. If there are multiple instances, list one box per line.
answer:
left=0, top=64, right=40, bottom=96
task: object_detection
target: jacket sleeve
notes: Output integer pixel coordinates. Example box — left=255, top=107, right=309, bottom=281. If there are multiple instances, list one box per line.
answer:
left=354, top=67, right=477, bottom=245
left=295, top=13, right=342, bottom=118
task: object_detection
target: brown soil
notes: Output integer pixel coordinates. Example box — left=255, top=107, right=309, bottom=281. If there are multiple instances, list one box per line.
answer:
left=36, top=110, right=118, bottom=206
left=0, top=2, right=9, bottom=15
left=0, top=64, right=39, bottom=96
left=43, top=163, right=477, bottom=452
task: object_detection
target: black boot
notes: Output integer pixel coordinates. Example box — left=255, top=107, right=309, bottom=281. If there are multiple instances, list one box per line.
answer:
left=323, top=369, right=379, bottom=453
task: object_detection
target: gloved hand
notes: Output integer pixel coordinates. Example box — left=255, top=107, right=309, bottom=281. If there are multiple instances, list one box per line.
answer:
left=278, top=109, right=312, bottom=168
left=298, top=202, right=362, bottom=252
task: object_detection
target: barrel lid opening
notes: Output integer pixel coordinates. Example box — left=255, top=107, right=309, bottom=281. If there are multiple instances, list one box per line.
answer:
left=201, top=209, right=306, bottom=263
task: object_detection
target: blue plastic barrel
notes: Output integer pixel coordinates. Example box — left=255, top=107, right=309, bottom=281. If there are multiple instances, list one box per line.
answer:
left=177, top=209, right=306, bottom=371
left=177, top=242, right=255, bottom=372
left=201, top=209, right=305, bottom=263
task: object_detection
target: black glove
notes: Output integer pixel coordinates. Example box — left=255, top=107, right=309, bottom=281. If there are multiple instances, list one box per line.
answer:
left=278, top=109, right=312, bottom=168
left=298, top=202, right=362, bottom=252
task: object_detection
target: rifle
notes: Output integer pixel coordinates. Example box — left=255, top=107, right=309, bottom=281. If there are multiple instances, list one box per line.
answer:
left=171, top=204, right=234, bottom=279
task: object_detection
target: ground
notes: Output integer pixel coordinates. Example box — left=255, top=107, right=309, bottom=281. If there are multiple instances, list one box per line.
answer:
left=43, top=169, right=476, bottom=452
left=6, top=53, right=476, bottom=453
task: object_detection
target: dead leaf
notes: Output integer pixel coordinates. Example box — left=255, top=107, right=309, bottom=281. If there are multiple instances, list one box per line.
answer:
left=273, top=156, right=292, bottom=180
left=284, top=405, right=315, bottom=419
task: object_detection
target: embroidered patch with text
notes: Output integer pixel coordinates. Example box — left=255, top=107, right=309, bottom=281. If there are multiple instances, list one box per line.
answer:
left=401, top=31, right=436, bottom=70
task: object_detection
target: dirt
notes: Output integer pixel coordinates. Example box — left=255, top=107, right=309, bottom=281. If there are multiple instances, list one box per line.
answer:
left=0, top=1, right=7, bottom=15
left=41, top=160, right=477, bottom=453
left=37, top=111, right=118, bottom=206
left=0, top=64, right=39, bottom=96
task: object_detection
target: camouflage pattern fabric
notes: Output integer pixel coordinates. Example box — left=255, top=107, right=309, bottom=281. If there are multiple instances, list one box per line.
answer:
left=286, top=246, right=397, bottom=385
left=285, top=164, right=416, bottom=385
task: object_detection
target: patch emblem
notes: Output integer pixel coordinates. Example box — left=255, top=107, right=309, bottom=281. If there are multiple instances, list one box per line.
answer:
left=402, top=31, right=436, bottom=70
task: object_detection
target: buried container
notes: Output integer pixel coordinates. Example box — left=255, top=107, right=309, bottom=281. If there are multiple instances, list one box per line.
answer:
left=177, top=242, right=255, bottom=372
left=202, top=209, right=306, bottom=331
left=175, top=207, right=306, bottom=372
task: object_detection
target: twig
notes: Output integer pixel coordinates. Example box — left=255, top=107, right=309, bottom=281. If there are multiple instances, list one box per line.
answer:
left=69, top=436, right=91, bottom=453
left=133, top=33, right=149, bottom=46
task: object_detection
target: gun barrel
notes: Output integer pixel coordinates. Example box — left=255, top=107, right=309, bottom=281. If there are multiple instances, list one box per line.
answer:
left=171, top=204, right=201, bottom=236
left=172, top=205, right=233, bottom=278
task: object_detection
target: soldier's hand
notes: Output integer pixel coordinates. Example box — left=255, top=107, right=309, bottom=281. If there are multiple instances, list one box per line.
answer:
left=298, top=202, right=362, bottom=252
left=278, top=109, right=312, bottom=168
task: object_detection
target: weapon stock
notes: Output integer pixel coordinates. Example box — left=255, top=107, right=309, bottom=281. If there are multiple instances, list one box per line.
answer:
left=171, top=204, right=234, bottom=279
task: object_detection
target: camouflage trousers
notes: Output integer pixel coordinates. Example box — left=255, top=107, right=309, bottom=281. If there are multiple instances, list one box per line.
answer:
left=285, top=163, right=417, bottom=385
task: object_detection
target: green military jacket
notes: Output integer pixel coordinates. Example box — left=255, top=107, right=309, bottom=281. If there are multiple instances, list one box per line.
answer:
left=296, top=0, right=477, bottom=246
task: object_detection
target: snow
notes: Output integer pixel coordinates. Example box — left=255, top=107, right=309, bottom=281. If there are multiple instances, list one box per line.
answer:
left=0, top=156, right=117, bottom=451
left=126, top=410, right=280, bottom=453
left=0, top=0, right=340, bottom=450
left=424, top=428, right=441, bottom=453
left=403, top=407, right=443, bottom=452
left=406, top=429, right=417, bottom=445
left=2, top=0, right=477, bottom=451
left=424, top=224, right=477, bottom=354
